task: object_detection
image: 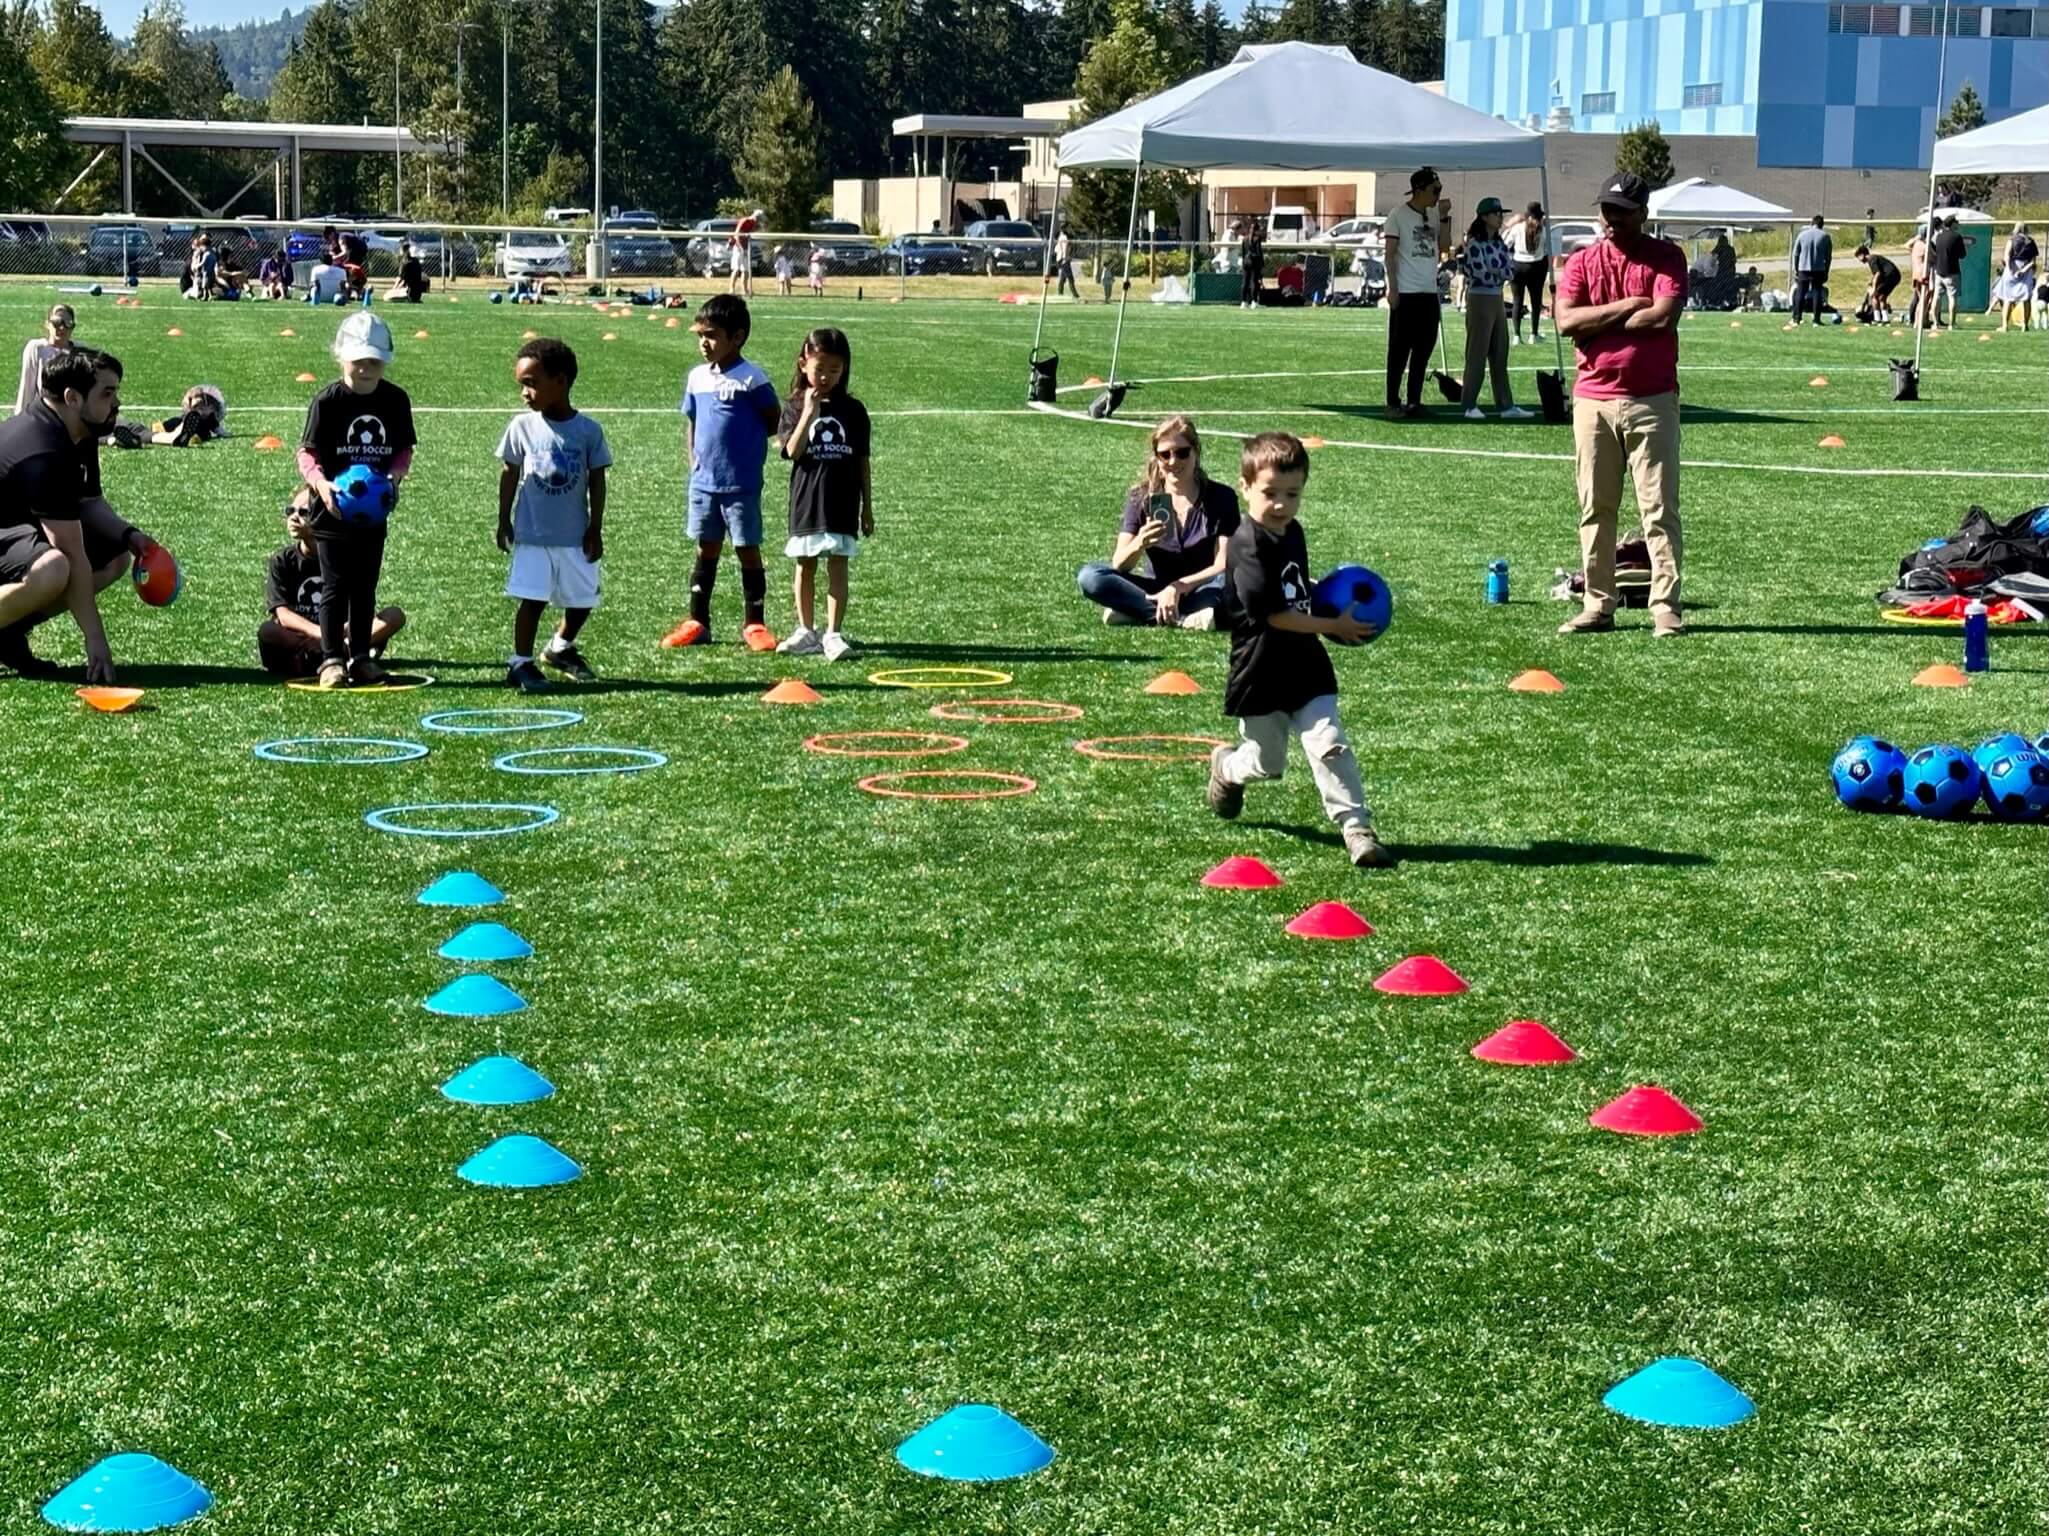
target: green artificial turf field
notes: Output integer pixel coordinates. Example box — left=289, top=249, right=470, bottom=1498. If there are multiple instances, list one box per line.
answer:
left=1, top=285, right=2044, bottom=1533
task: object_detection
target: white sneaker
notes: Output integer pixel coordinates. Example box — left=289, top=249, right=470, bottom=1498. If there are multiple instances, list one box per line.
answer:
left=776, top=625, right=823, bottom=656
left=821, top=631, right=857, bottom=661
left=1510, top=333, right=1523, bottom=346
left=1464, top=407, right=1486, bottom=421
left=1499, top=405, right=1534, bottom=420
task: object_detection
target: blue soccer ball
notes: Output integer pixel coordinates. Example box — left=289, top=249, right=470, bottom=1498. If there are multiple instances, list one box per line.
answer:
left=334, top=464, right=396, bottom=524
left=1831, top=735, right=1907, bottom=811
left=1971, top=733, right=2032, bottom=774
left=1310, top=564, right=1393, bottom=646
left=1902, top=744, right=1982, bottom=818
left=490, top=290, right=504, bottom=304
left=1982, top=750, right=2049, bottom=820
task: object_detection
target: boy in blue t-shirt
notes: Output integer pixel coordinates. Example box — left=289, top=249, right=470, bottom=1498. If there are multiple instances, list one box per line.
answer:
left=662, top=294, right=781, bottom=651
left=497, top=337, right=611, bottom=691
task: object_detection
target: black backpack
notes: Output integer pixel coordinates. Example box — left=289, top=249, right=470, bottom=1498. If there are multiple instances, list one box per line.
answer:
left=1027, top=349, right=1057, bottom=404
left=1889, top=358, right=1918, bottom=402
left=1894, top=505, right=2049, bottom=595
left=1535, top=369, right=1570, bottom=423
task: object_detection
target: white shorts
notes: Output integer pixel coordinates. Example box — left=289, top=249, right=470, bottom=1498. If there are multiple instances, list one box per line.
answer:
left=506, top=543, right=601, bottom=609
left=786, top=532, right=860, bottom=560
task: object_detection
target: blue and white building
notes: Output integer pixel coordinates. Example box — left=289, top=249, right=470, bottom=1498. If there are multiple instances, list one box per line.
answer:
left=1445, top=0, right=2049, bottom=167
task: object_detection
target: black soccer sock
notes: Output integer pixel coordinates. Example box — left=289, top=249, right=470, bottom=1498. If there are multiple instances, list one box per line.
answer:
left=689, top=555, right=718, bottom=626
left=740, top=564, right=767, bottom=627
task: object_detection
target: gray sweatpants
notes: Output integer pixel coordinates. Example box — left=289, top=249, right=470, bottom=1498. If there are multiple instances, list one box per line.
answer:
left=1218, top=693, right=1370, bottom=827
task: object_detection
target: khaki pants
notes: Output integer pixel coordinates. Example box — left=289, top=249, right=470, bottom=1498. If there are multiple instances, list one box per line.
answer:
left=1219, top=694, right=1369, bottom=828
left=1573, top=391, right=1682, bottom=617
left=1461, top=290, right=1512, bottom=409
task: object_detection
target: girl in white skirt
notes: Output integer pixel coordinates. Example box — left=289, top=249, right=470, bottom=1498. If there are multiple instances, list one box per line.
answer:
left=775, top=328, right=873, bottom=660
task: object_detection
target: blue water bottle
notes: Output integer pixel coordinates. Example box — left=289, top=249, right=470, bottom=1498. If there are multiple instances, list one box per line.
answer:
left=360, top=287, right=372, bottom=308
left=1486, top=559, right=1510, bottom=605
left=1963, top=598, right=1989, bottom=672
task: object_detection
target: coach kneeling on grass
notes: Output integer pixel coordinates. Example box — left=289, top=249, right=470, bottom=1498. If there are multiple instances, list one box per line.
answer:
left=1553, top=171, right=1688, bottom=639
left=0, top=347, right=159, bottom=681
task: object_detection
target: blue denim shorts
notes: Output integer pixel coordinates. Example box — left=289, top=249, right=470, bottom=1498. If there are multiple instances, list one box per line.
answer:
left=686, top=487, right=764, bottom=547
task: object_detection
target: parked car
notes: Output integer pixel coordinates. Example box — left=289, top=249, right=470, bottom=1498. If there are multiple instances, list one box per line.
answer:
left=85, top=223, right=158, bottom=277
left=495, top=230, right=574, bottom=279
left=543, top=206, right=592, bottom=226
left=682, top=217, right=770, bottom=278
left=801, top=220, right=882, bottom=276
left=962, top=218, right=1043, bottom=276
left=1549, top=218, right=1602, bottom=256
left=882, top=234, right=971, bottom=276
left=400, top=228, right=480, bottom=278
left=1320, top=216, right=1384, bottom=246
left=602, top=211, right=676, bottom=275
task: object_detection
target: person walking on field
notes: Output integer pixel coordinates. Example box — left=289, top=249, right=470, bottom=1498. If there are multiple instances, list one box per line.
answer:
left=1054, top=230, right=1081, bottom=301
left=1383, top=167, right=1450, bottom=419
left=1554, top=171, right=1688, bottom=639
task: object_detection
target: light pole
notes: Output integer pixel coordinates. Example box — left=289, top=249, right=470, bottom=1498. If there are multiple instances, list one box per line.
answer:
left=591, top=0, right=605, bottom=277
left=394, top=51, right=403, bottom=215
left=451, top=19, right=478, bottom=209
left=501, top=17, right=510, bottom=216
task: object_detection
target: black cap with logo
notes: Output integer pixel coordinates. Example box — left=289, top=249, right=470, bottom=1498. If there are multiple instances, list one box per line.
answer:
left=1595, top=171, right=1651, bottom=211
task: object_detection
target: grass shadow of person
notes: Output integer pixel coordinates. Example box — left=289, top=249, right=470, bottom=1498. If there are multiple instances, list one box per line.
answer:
left=1246, top=822, right=1710, bottom=868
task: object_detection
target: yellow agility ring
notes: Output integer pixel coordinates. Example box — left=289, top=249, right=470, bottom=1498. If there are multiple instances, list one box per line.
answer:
left=866, top=666, right=1013, bottom=690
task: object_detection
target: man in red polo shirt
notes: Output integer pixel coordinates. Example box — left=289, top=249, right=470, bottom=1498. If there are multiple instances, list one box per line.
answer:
left=1553, top=171, right=1689, bottom=638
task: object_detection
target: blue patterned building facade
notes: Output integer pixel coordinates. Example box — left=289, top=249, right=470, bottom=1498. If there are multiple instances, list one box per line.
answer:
left=1445, top=0, right=2049, bottom=167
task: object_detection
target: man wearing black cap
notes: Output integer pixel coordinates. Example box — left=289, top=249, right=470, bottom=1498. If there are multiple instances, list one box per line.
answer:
left=1382, top=166, right=1451, bottom=419
left=1553, top=170, right=1689, bottom=637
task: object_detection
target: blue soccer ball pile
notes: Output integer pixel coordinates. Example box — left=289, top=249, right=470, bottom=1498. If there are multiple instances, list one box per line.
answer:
left=1833, top=731, right=2049, bottom=820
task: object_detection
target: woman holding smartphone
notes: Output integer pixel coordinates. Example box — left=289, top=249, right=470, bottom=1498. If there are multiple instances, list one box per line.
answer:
left=1076, top=415, right=1241, bottom=629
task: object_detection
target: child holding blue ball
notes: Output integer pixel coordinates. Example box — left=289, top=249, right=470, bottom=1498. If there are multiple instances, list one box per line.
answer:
left=1206, top=431, right=1390, bottom=868
left=297, top=310, right=416, bottom=689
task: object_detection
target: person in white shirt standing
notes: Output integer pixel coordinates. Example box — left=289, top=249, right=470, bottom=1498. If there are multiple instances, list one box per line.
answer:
left=1382, top=167, right=1450, bottom=420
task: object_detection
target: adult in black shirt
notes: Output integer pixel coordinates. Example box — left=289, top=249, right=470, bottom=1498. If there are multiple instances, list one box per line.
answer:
left=0, top=347, right=155, bottom=680
left=1928, top=218, right=1967, bottom=331
left=1240, top=218, right=1266, bottom=309
left=1855, top=244, right=1900, bottom=323
left=387, top=241, right=427, bottom=303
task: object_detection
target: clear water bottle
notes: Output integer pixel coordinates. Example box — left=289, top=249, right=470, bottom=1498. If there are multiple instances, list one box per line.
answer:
left=1964, top=598, right=1989, bottom=672
left=1486, top=559, right=1509, bottom=605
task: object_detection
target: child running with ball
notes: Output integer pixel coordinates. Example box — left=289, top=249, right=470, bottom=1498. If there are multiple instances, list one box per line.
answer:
left=1206, top=431, right=1391, bottom=868
left=775, top=328, right=872, bottom=660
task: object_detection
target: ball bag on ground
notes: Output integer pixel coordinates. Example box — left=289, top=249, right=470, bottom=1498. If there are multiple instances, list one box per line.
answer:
left=1831, top=736, right=1906, bottom=810
left=1982, top=749, right=2049, bottom=820
left=1310, top=565, right=1392, bottom=646
left=1902, top=744, right=1981, bottom=818
left=131, top=542, right=180, bottom=606
left=1971, top=733, right=2031, bottom=774
left=335, top=464, right=396, bottom=524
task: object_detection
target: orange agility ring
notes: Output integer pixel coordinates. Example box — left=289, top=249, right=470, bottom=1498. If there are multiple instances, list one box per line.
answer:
left=929, top=698, right=1083, bottom=724
left=803, top=731, right=970, bottom=757
left=856, top=770, right=1038, bottom=800
left=1075, top=734, right=1228, bottom=762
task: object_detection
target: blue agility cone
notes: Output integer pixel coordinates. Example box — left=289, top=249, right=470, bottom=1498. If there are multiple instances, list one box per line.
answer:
left=1603, top=1357, right=1755, bottom=1429
left=441, top=1055, right=555, bottom=1106
left=417, top=871, right=503, bottom=907
left=457, top=1133, right=581, bottom=1188
left=422, top=975, right=528, bottom=1017
left=437, top=922, right=533, bottom=962
left=894, top=1404, right=1054, bottom=1482
left=41, top=1451, right=213, bottom=1531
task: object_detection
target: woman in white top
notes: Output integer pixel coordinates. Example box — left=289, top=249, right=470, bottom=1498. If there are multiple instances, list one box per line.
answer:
left=1504, top=202, right=1549, bottom=344
left=14, top=303, right=74, bottom=416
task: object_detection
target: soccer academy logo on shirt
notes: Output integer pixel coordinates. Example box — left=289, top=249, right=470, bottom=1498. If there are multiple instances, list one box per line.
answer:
left=293, top=570, right=326, bottom=617
left=529, top=448, right=582, bottom=495
left=345, top=413, right=391, bottom=456
left=1280, top=560, right=1310, bottom=612
left=807, top=412, right=853, bottom=461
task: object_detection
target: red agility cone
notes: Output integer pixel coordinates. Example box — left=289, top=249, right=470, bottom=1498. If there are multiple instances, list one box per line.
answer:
left=1589, top=1084, right=1703, bottom=1136
left=1373, top=955, right=1469, bottom=995
left=1471, top=1020, right=1578, bottom=1065
left=1285, top=901, right=1373, bottom=939
left=1202, top=856, right=1283, bottom=889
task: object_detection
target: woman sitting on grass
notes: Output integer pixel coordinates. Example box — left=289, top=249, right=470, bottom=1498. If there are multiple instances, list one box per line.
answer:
left=14, top=303, right=75, bottom=416
left=1076, top=415, right=1240, bottom=629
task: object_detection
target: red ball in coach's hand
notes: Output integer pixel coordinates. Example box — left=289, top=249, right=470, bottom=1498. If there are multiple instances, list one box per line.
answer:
left=132, top=542, right=181, bottom=607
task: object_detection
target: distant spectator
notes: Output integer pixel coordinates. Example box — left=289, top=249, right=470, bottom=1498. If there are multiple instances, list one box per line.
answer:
left=1505, top=201, right=1549, bottom=342
left=808, top=243, right=828, bottom=297
left=1907, top=224, right=1930, bottom=327
left=259, top=251, right=292, bottom=300
left=187, top=234, right=217, bottom=302
left=385, top=240, right=427, bottom=303
left=1077, top=414, right=1239, bottom=629
left=1993, top=223, right=2036, bottom=333
left=1240, top=217, right=1265, bottom=309
left=1854, top=244, right=1900, bottom=324
left=1928, top=215, right=1966, bottom=331
left=1383, top=166, right=1451, bottom=419
left=1456, top=199, right=1529, bottom=420
left=1863, top=208, right=1878, bottom=248
left=773, top=243, right=794, bottom=297
left=729, top=209, right=760, bottom=297
left=1791, top=214, right=1832, bottom=326
left=14, top=303, right=74, bottom=417
left=1054, top=229, right=1080, bottom=301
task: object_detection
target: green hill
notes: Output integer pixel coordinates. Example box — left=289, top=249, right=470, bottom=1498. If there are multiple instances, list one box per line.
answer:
left=190, top=7, right=308, bottom=99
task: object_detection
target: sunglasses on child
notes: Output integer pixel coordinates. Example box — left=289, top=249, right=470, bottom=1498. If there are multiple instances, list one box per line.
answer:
left=1155, top=444, right=1194, bottom=462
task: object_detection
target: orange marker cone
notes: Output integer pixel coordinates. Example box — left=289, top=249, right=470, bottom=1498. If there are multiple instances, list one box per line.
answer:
left=1144, top=670, right=1202, bottom=696
left=1084, top=375, right=1104, bottom=387
left=166, top=327, right=182, bottom=337
left=1913, top=663, right=1969, bottom=688
left=295, top=372, right=317, bottom=382
left=1818, top=434, right=1846, bottom=448
left=602, top=332, right=617, bottom=341
left=253, top=435, right=284, bottom=451
left=665, top=316, right=680, bottom=328
left=1301, top=435, right=1326, bottom=449
left=1729, top=319, right=1741, bottom=328
left=1978, top=332, right=1992, bottom=342
left=762, top=679, right=823, bottom=705
left=278, top=327, right=295, bottom=336
left=1845, top=323, right=1860, bottom=332
left=414, top=328, right=430, bottom=339
left=1891, top=328, right=1904, bottom=337
left=522, top=330, right=538, bottom=340
left=1507, top=669, right=1565, bottom=693
left=1808, top=375, right=1828, bottom=387
left=1782, top=321, right=1796, bottom=331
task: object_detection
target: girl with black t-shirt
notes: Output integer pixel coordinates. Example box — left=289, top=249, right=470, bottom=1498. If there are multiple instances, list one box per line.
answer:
left=773, top=328, right=872, bottom=662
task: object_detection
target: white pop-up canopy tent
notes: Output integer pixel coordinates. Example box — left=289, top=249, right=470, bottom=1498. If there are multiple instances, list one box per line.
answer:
left=1035, top=43, right=1553, bottom=393
left=1929, top=103, right=2049, bottom=177
left=1645, top=177, right=1797, bottom=228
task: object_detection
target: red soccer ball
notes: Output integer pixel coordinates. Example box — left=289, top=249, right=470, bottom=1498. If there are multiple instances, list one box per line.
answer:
left=131, top=542, right=181, bottom=607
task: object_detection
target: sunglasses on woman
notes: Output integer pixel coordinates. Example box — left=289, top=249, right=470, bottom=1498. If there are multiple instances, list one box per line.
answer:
left=1155, top=444, right=1194, bottom=462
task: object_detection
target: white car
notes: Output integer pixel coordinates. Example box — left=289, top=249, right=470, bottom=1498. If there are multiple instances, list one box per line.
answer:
left=1321, top=217, right=1385, bottom=246
left=496, top=231, right=574, bottom=278
left=1549, top=218, right=1603, bottom=256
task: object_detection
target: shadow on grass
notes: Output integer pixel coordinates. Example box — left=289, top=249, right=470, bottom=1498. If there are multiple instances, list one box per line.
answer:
left=1686, top=621, right=1984, bottom=638
left=858, top=641, right=1170, bottom=665
left=1248, top=821, right=1711, bottom=867
left=101, top=662, right=278, bottom=687
left=1301, top=402, right=1801, bottom=428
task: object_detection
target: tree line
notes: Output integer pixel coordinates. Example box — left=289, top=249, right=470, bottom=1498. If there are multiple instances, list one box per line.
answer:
left=0, top=0, right=1445, bottom=228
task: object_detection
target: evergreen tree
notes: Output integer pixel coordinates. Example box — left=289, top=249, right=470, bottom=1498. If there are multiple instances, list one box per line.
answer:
left=1157, top=0, right=1198, bottom=76
left=270, top=0, right=367, bottom=213
left=1237, top=0, right=1273, bottom=45
left=1343, top=0, right=1379, bottom=65
left=1935, top=80, right=1993, bottom=209
left=735, top=63, right=819, bottom=230
left=1369, top=0, right=1440, bottom=80
left=1271, top=0, right=1338, bottom=44
left=659, top=0, right=775, bottom=213
left=1050, top=0, right=1112, bottom=93
left=1614, top=119, right=1673, bottom=188
left=0, top=19, right=63, bottom=211
left=1064, top=0, right=1189, bottom=237
left=1194, top=0, right=1230, bottom=69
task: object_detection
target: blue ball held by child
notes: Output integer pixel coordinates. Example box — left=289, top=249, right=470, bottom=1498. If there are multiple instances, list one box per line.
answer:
left=1310, top=565, right=1392, bottom=646
left=335, top=464, right=396, bottom=524
left=1981, top=749, right=2049, bottom=820
left=1830, top=736, right=1906, bottom=811
left=1902, top=744, right=1981, bottom=818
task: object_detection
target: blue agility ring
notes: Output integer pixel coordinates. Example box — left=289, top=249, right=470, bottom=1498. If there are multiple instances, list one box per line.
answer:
left=492, top=746, right=669, bottom=777
left=253, top=736, right=429, bottom=765
left=364, top=802, right=560, bottom=838
left=420, top=708, right=584, bottom=735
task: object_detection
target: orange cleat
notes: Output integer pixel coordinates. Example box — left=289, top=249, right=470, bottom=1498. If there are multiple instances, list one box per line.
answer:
left=660, top=619, right=709, bottom=648
left=741, top=622, right=778, bottom=652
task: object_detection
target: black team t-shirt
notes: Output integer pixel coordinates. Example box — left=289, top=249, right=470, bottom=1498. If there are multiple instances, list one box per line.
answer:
left=779, top=391, right=871, bottom=539
left=265, top=544, right=324, bottom=620
left=300, top=379, right=417, bottom=482
left=1867, top=254, right=1900, bottom=290
left=1930, top=227, right=1965, bottom=279
left=1224, top=516, right=1339, bottom=718
left=0, top=400, right=99, bottom=532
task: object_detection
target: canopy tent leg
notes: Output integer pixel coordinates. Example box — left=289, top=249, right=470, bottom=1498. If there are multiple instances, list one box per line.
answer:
left=1031, top=171, right=1066, bottom=362
left=1538, top=162, right=1568, bottom=383
left=1106, top=160, right=1143, bottom=388
left=1912, top=2, right=1955, bottom=379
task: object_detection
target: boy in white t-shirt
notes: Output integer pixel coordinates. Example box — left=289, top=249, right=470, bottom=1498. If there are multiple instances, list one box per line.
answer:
left=496, top=337, right=612, bottom=691
left=1381, top=166, right=1450, bottom=420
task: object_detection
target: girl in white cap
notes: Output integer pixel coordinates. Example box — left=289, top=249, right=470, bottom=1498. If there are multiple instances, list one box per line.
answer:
left=294, top=309, right=417, bottom=688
